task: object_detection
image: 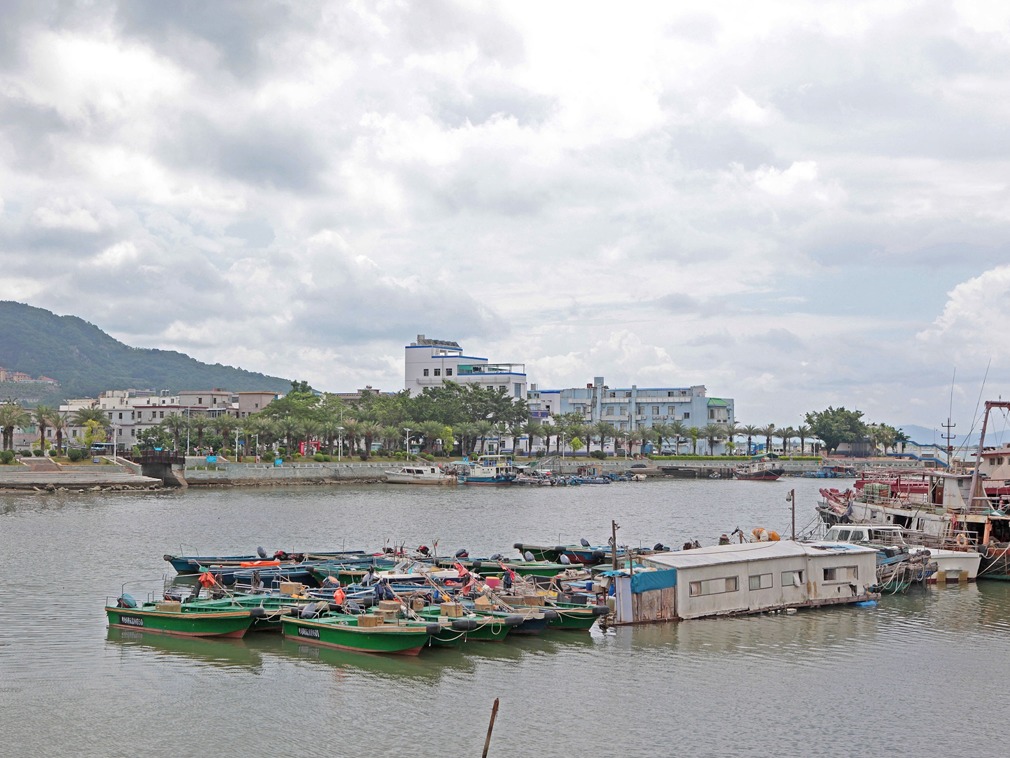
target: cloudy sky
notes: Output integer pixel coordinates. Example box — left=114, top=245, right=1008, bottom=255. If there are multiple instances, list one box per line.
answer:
left=2, top=0, right=1009, bottom=437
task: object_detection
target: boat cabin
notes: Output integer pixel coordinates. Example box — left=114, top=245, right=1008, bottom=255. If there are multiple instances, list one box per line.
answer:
left=607, top=541, right=878, bottom=624
left=823, top=524, right=907, bottom=546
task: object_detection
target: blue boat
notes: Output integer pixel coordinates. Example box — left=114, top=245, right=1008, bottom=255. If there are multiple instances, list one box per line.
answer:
left=164, top=548, right=366, bottom=575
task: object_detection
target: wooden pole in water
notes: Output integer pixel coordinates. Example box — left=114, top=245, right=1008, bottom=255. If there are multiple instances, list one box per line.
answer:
left=482, top=698, right=500, bottom=758
left=789, top=489, right=796, bottom=540
left=611, top=520, right=620, bottom=572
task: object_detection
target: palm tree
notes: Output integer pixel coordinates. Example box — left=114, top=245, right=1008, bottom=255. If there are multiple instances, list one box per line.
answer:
left=776, top=426, right=795, bottom=456
left=160, top=414, right=187, bottom=451
left=51, top=411, right=70, bottom=455
left=213, top=415, right=239, bottom=458
left=689, top=426, right=699, bottom=455
left=760, top=424, right=776, bottom=455
left=0, top=402, right=31, bottom=450
left=702, top=423, right=725, bottom=455
left=795, top=425, right=811, bottom=455
left=352, top=422, right=378, bottom=459
left=33, top=405, right=55, bottom=453
left=669, top=420, right=688, bottom=455
left=741, top=425, right=761, bottom=456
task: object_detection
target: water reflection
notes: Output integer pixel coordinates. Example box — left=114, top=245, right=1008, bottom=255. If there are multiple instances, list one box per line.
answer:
left=105, top=626, right=264, bottom=670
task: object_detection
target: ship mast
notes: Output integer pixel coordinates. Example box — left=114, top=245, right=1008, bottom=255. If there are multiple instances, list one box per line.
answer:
left=966, top=401, right=1010, bottom=542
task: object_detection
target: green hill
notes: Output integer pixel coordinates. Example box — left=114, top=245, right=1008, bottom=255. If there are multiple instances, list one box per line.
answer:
left=0, top=301, right=293, bottom=405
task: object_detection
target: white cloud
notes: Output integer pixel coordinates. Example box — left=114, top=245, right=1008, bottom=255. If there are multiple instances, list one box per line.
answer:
left=6, top=1, right=1010, bottom=428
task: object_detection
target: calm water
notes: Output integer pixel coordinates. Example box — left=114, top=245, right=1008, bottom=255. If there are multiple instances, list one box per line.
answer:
left=1, top=478, right=1007, bottom=757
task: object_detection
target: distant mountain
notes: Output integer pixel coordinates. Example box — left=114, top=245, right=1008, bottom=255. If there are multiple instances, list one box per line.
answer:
left=898, top=423, right=1007, bottom=450
left=0, top=301, right=293, bottom=405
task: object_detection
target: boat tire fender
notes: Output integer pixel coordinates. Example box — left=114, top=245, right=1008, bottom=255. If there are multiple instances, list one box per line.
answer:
left=591, top=550, right=605, bottom=561
left=542, top=609, right=559, bottom=620
left=249, top=607, right=267, bottom=619
left=591, top=605, right=609, bottom=616
left=471, top=561, right=482, bottom=570
left=451, top=618, right=479, bottom=631
left=513, top=543, right=524, bottom=550
left=425, top=623, right=442, bottom=636
left=553, top=546, right=566, bottom=553
left=504, top=614, right=525, bottom=626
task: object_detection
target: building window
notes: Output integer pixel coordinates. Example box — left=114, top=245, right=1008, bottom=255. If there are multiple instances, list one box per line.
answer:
left=608, top=392, right=615, bottom=398
left=667, top=406, right=676, bottom=414
left=689, top=576, right=739, bottom=596
left=749, top=573, right=773, bottom=590
left=781, top=570, right=804, bottom=587
left=159, top=411, right=164, bottom=419
left=423, top=369, right=429, bottom=377
left=823, top=566, right=858, bottom=583
left=605, top=407, right=614, bottom=416
left=652, top=406, right=659, bottom=415
left=198, top=397, right=203, bottom=404
left=434, top=368, right=441, bottom=376
left=446, top=368, right=453, bottom=376
left=118, top=412, right=123, bottom=420
left=683, top=412, right=690, bottom=420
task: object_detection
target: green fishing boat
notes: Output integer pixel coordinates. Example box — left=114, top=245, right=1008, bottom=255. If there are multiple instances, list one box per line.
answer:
left=415, top=605, right=522, bottom=644
left=280, top=612, right=438, bottom=655
left=105, top=595, right=262, bottom=638
left=543, top=602, right=610, bottom=631
left=180, top=593, right=323, bottom=632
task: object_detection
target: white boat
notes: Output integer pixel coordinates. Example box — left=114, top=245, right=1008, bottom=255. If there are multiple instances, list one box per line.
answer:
left=821, top=524, right=980, bottom=583
left=384, top=465, right=456, bottom=485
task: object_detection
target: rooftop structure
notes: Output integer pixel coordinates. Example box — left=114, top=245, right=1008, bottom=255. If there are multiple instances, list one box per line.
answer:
left=404, top=334, right=526, bottom=400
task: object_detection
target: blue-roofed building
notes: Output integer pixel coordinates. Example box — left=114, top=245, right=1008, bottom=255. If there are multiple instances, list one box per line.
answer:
left=404, top=334, right=527, bottom=400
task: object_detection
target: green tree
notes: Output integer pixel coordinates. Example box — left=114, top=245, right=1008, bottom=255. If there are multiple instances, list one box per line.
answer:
left=740, top=424, right=761, bottom=456
left=699, top=423, right=723, bottom=455
left=760, top=424, right=776, bottom=454
left=804, top=407, right=868, bottom=455
left=0, top=403, right=31, bottom=450
left=776, top=426, right=795, bottom=456
left=33, top=404, right=55, bottom=452
left=795, top=425, right=811, bottom=455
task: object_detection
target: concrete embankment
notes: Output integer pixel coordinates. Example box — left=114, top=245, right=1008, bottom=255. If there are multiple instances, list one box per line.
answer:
left=180, top=460, right=391, bottom=487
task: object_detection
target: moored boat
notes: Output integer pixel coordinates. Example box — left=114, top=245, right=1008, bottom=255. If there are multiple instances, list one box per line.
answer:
left=280, top=612, right=439, bottom=655
left=456, top=454, right=517, bottom=485
left=734, top=456, right=785, bottom=481
left=383, top=464, right=456, bottom=485
left=105, top=594, right=263, bottom=638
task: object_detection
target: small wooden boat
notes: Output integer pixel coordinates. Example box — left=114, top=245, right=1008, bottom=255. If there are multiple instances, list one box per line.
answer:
left=164, top=549, right=365, bottom=575
left=280, top=612, right=439, bottom=655
left=415, top=604, right=522, bottom=644
left=513, top=540, right=644, bottom=566
left=105, top=594, right=262, bottom=638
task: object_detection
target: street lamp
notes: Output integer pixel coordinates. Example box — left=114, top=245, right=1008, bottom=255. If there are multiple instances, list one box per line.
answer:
left=404, top=428, right=412, bottom=459
left=112, top=425, right=119, bottom=460
left=561, top=432, right=566, bottom=464
left=184, top=408, right=191, bottom=456
left=337, top=426, right=344, bottom=462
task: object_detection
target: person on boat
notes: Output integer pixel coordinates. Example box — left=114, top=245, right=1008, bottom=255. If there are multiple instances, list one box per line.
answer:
left=361, top=567, right=377, bottom=587
left=250, top=570, right=264, bottom=592
left=682, top=541, right=694, bottom=550
left=332, top=582, right=346, bottom=609
left=718, top=534, right=731, bottom=546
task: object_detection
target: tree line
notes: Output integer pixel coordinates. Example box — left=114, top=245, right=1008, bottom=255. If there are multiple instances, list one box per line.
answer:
left=0, top=386, right=909, bottom=460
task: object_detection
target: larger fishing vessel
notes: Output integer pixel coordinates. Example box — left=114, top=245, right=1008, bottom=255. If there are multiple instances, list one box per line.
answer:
left=817, top=400, right=1010, bottom=580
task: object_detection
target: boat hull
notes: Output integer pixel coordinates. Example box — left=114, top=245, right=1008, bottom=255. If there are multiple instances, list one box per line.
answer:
left=105, top=606, right=255, bottom=638
left=280, top=615, right=432, bottom=655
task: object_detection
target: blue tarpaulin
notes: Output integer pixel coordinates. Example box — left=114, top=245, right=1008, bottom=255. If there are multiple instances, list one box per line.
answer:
left=630, top=568, right=677, bottom=594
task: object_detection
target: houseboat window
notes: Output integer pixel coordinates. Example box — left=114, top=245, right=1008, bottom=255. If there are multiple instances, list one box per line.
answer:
left=689, top=576, right=739, bottom=596
left=823, top=566, right=858, bottom=582
left=834, top=529, right=851, bottom=541
left=781, top=570, right=804, bottom=587
left=748, top=573, right=773, bottom=590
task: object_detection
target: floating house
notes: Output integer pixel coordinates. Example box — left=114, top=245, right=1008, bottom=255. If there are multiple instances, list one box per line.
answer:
left=608, top=541, right=878, bottom=625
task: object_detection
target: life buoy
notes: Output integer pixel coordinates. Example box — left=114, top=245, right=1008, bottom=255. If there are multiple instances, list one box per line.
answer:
left=955, top=533, right=969, bottom=549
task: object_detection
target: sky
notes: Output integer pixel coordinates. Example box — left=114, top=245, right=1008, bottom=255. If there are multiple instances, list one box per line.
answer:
left=2, top=0, right=1010, bottom=438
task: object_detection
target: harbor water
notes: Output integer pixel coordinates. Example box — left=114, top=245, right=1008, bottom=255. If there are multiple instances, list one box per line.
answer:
left=1, top=477, right=1006, bottom=757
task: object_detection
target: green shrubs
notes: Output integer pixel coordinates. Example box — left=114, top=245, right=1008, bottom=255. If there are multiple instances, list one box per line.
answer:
left=0, top=450, right=15, bottom=464
left=67, top=448, right=86, bottom=462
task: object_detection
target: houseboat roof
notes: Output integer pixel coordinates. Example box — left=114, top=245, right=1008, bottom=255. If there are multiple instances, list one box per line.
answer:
left=644, top=540, right=877, bottom=570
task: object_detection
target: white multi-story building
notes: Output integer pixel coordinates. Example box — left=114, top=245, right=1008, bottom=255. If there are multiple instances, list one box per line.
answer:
left=404, top=335, right=527, bottom=400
